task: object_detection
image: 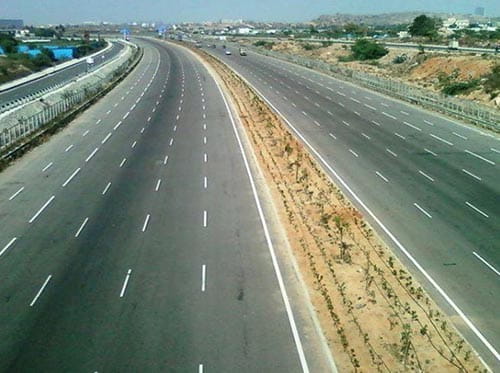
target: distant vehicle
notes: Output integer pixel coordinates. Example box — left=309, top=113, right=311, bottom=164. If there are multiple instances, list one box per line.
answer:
left=195, top=42, right=202, bottom=48
left=239, top=47, right=247, bottom=56
left=225, top=50, right=232, bottom=55
left=448, top=40, right=459, bottom=50
left=211, top=44, right=216, bottom=48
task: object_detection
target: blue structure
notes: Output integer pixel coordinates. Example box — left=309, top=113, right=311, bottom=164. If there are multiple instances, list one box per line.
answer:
left=16, top=45, right=75, bottom=60
left=0, top=46, right=5, bottom=55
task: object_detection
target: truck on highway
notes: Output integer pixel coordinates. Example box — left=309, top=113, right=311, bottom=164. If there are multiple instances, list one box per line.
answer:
left=239, top=47, right=247, bottom=56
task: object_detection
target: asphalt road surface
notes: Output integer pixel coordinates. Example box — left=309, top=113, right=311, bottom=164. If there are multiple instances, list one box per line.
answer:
left=0, top=38, right=333, bottom=372
left=0, top=41, right=124, bottom=105
left=203, top=43, right=500, bottom=370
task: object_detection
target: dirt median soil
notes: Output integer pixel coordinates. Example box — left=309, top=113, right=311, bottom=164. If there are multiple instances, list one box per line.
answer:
left=184, top=43, right=488, bottom=372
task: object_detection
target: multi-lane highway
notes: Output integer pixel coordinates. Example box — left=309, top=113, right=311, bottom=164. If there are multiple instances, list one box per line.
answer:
left=203, top=43, right=500, bottom=369
left=0, top=38, right=333, bottom=371
left=0, top=41, right=124, bottom=107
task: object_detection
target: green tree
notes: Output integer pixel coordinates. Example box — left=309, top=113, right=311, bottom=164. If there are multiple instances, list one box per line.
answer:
left=350, top=39, right=388, bottom=60
left=0, top=35, right=18, bottom=54
left=409, top=15, right=439, bottom=39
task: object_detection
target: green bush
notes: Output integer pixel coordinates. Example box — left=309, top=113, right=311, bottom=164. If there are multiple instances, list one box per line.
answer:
left=393, top=55, right=407, bottom=64
left=338, top=55, right=355, bottom=62
left=484, top=64, right=500, bottom=98
left=253, top=40, right=275, bottom=49
left=31, top=53, right=53, bottom=69
left=0, top=35, right=18, bottom=54
left=302, top=43, right=319, bottom=51
left=441, top=80, right=479, bottom=95
left=350, top=39, right=388, bottom=60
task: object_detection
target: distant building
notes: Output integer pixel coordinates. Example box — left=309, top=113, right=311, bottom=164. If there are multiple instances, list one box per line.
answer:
left=0, top=19, right=24, bottom=29
left=474, top=7, right=485, bottom=16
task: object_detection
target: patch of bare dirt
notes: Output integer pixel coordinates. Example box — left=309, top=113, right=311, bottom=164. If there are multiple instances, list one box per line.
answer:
left=185, top=43, right=488, bottom=372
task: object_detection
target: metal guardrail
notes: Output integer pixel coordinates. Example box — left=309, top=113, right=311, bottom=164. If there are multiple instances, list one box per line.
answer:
left=245, top=44, right=500, bottom=132
left=0, top=46, right=140, bottom=151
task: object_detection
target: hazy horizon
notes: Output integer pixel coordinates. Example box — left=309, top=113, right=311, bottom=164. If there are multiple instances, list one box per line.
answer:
left=1, top=0, right=499, bottom=25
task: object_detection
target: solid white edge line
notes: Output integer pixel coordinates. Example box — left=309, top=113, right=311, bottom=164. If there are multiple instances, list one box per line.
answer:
left=30, top=275, right=52, bottom=307
left=75, top=217, right=89, bottom=238
left=211, top=68, right=311, bottom=373
left=472, top=252, right=500, bottom=277
left=29, top=195, right=55, bottom=223
left=219, top=62, right=499, bottom=364
left=0, top=237, right=17, bottom=257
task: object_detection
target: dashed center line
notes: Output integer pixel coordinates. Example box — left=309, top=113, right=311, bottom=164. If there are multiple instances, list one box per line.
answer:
left=473, top=252, right=500, bottom=277
left=30, top=275, right=52, bottom=307
left=413, top=203, right=432, bottom=219
left=465, top=201, right=489, bottom=218
left=203, top=210, right=207, bottom=227
left=119, top=158, right=127, bottom=168
left=142, top=214, right=151, bottom=232
left=349, top=149, right=359, bottom=157
left=403, top=121, right=421, bottom=132
left=9, top=186, right=24, bottom=201
left=462, top=169, right=482, bottom=181
left=62, top=168, right=81, bottom=187
left=382, top=112, right=397, bottom=120
left=75, top=217, right=89, bottom=238
left=120, top=269, right=132, bottom=298
left=430, top=133, right=454, bottom=146
left=0, top=237, right=17, bottom=257
left=375, top=171, right=389, bottom=182
left=386, top=148, right=398, bottom=157
left=201, top=264, right=207, bottom=292
left=452, top=132, right=468, bottom=140
left=85, top=147, right=99, bottom=163
left=65, top=144, right=74, bottom=152
left=155, top=179, right=162, bottom=192
left=418, top=170, right=435, bottom=182
left=424, top=148, right=437, bottom=157
left=102, top=182, right=111, bottom=195
left=464, top=149, right=495, bottom=165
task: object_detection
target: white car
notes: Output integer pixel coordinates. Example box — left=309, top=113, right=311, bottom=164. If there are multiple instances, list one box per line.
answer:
left=225, top=50, right=231, bottom=55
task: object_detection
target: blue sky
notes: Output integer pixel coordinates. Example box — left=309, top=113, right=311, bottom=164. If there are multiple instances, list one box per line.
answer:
left=1, top=0, right=498, bottom=25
